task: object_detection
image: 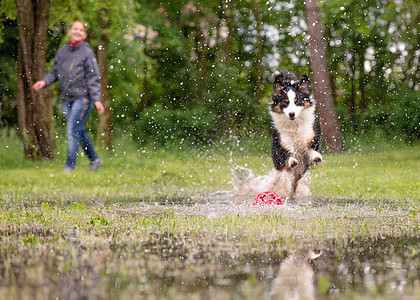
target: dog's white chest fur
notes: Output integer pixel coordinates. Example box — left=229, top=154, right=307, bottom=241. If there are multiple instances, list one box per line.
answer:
left=270, top=107, right=315, bottom=155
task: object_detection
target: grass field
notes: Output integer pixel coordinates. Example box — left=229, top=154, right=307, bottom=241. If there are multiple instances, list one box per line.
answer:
left=0, top=132, right=419, bottom=299
left=1, top=131, right=419, bottom=204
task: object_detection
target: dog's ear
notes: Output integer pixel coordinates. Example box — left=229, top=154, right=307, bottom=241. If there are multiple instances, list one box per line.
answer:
left=273, top=82, right=284, bottom=95
left=299, top=75, right=311, bottom=94
left=273, top=70, right=285, bottom=95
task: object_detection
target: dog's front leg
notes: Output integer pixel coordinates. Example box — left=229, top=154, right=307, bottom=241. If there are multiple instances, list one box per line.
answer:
left=286, top=156, right=299, bottom=169
left=272, top=129, right=298, bottom=171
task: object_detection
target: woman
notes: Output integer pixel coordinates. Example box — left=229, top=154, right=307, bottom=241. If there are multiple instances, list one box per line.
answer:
left=33, top=20, right=104, bottom=172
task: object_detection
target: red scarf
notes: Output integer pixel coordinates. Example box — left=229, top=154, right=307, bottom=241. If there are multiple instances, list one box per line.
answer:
left=70, top=40, right=83, bottom=47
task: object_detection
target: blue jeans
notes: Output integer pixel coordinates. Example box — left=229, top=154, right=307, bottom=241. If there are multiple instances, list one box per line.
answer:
left=62, top=98, right=99, bottom=169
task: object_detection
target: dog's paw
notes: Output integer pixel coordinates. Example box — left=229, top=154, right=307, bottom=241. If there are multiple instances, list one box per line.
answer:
left=287, top=157, right=299, bottom=168
left=309, top=151, right=322, bottom=165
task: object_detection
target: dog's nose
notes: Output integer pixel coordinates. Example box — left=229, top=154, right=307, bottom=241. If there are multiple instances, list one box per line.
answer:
left=289, top=112, right=295, bottom=119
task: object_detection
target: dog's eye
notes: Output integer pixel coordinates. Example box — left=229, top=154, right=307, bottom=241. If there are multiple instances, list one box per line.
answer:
left=278, top=98, right=289, bottom=108
left=295, top=95, right=306, bottom=105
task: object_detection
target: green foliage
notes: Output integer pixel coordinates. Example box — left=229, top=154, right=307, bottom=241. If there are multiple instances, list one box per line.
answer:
left=41, top=202, right=51, bottom=211
left=21, top=233, right=39, bottom=244
left=338, top=88, right=420, bottom=143
left=0, top=20, right=17, bottom=128
left=0, top=0, right=16, bottom=43
left=322, top=0, right=418, bottom=144
left=318, top=276, right=330, bottom=294
left=365, top=89, right=420, bottom=142
left=89, top=215, right=109, bottom=226
left=70, top=201, right=85, bottom=210
left=0, top=0, right=417, bottom=146
left=133, top=105, right=222, bottom=147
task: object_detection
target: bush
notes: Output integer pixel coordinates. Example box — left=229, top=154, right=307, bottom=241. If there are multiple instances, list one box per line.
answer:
left=338, top=88, right=419, bottom=145
left=133, top=105, right=223, bottom=147
left=387, top=89, right=420, bottom=141
left=363, top=88, right=419, bottom=142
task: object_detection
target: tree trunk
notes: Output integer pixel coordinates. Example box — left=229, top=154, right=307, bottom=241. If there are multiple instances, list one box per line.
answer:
left=197, top=30, right=208, bottom=95
left=304, top=0, right=345, bottom=152
left=97, top=10, right=113, bottom=150
left=141, top=56, right=149, bottom=111
left=357, top=43, right=367, bottom=111
left=348, top=51, right=356, bottom=121
left=222, top=0, right=234, bottom=65
left=15, top=0, right=55, bottom=159
left=250, top=0, right=263, bottom=104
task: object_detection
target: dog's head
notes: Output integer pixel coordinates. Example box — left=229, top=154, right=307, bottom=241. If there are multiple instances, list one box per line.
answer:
left=269, top=70, right=313, bottom=121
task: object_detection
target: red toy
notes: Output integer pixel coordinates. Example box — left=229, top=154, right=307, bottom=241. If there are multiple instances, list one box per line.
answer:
left=253, top=191, right=283, bottom=206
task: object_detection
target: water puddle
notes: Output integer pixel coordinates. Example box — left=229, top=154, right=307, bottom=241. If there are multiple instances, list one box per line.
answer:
left=117, top=233, right=420, bottom=299
left=1, top=195, right=418, bottom=299
left=105, top=198, right=419, bottom=299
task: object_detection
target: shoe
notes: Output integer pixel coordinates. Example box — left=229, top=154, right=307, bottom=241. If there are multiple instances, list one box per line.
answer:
left=63, top=166, right=74, bottom=172
left=91, top=158, right=103, bottom=171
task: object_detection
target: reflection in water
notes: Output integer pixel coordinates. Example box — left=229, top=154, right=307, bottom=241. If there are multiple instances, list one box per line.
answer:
left=49, top=230, right=418, bottom=299
left=267, top=235, right=420, bottom=299
left=132, top=234, right=419, bottom=299
left=327, top=235, right=420, bottom=296
left=269, top=249, right=322, bottom=300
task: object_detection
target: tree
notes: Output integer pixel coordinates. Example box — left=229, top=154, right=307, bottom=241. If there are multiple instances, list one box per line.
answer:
left=15, top=0, right=55, bottom=159
left=250, top=0, right=263, bottom=104
left=96, top=9, right=113, bottom=149
left=304, top=0, right=345, bottom=152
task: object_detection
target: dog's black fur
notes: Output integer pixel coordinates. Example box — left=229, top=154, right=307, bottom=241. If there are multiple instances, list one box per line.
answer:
left=269, top=70, right=322, bottom=195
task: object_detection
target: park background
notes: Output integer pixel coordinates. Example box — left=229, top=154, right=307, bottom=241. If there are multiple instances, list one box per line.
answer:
left=0, top=1, right=419, bottom=299
left=0, top=0, right=418, bottom=158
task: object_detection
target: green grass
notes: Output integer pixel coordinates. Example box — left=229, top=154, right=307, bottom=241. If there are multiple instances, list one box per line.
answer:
left=311, top=146, right=420, bottom=204
left=0, top=131, right=419, bottom=299
left=1, top=130, right=419, bottom=206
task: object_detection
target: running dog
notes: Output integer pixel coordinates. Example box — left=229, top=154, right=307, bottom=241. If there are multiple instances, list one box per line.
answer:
left=269, top=70, right=322, bottom=197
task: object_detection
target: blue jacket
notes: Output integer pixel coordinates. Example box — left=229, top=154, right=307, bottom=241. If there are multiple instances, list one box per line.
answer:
left=43, top=42, right=101, bottom=102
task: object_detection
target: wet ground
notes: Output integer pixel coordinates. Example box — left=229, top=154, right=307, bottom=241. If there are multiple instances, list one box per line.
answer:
left=122, top=233, right=420, bottom=300
left=0, top=194, right=419, bottom=299
left=115, top=197, right=420, bottom=299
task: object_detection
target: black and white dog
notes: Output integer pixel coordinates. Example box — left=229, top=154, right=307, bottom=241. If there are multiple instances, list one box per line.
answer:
left=269, top=70, right=322, bottom=196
